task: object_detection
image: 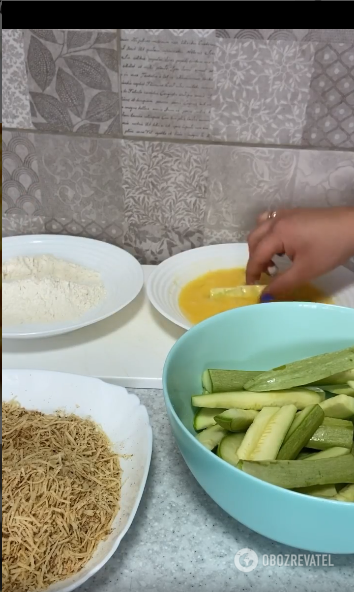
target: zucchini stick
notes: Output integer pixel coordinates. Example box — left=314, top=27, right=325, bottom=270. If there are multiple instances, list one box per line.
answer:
left=202, top=369, right=261, bottom=393
left=242, top=455, right=354, bottom=489
left=191, top=389, right=324, bottom=411
left=244, top=346, right=354, bottom=392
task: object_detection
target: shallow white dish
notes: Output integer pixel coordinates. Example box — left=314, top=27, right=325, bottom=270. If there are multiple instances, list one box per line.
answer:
left=2, top=369, right=152, bottom=592
left=146, top=243, right=354, bottom=330
left=2, top=235, right=144, bottom=339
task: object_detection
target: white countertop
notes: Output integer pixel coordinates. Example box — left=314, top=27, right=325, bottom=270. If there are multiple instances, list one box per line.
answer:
left=2, top=266, right=185, bottom=389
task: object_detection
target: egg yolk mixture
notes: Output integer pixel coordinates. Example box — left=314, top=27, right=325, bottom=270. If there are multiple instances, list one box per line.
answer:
left=179, top=268, right=333, bottom=325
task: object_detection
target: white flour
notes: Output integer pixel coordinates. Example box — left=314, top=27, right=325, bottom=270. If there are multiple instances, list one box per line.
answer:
left=2, top=255, right=106, bottom=326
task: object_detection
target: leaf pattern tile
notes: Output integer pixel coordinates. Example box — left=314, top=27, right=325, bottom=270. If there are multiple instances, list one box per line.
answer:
left=23, top=29, right=120, bottom=134
left=210, top=39, right=315, bottom=145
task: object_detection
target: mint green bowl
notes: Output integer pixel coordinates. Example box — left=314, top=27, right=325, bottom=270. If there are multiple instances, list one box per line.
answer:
left=163, top=303, right=354, bottom=554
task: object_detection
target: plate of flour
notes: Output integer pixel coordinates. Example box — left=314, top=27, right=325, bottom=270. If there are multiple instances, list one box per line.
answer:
left=2, top=235, right=144, bottom=339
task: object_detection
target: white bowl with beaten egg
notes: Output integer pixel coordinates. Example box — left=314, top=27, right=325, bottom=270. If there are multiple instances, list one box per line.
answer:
left=146, top=244, right=354, bottom=330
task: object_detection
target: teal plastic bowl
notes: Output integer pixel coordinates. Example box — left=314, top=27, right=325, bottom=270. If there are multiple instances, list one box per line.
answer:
left=163, top=303, right=354, bottom=553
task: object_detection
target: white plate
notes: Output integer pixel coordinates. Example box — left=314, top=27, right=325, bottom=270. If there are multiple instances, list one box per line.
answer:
left=146, top=244, right=354, bottom=330
left=2, top=369, right=152, bottom=592
left=2, top=235, right=144, bottom=339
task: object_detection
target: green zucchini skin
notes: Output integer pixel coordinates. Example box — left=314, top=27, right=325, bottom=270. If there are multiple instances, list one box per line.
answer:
left=244, top=347, right=354, bottom=392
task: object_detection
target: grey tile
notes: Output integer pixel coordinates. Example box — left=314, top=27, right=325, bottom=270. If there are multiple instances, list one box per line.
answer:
left=293, top=150, right=354, bottom=208
left=2, top=131, right=43, bottom=215
left=122, top=29, right=215, bottom=40
left=211, top=39, right=315, bottom=145
left=36, top=134, right=124, bottom=224
left=122, top=141, right=208, bottom=230
left=124, top=224, right=204, bottom=264
left=302, top=43, right=354, bottom=148
left=23, top=29, right=120, bottom=135
left=204, top=146, right=299, bottom=240
left=2, top=29, right=32, bottom=128
left=121, top=30, right=215, bottom=139
left=2, top=215, right=46, bottom=237
left=44, top=216, right=125, bottom=246
left=216, top=29, right=310, bottom=41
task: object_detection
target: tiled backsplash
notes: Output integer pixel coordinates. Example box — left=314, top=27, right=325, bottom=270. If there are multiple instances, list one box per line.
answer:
left=2, top=29, right=354, bottom=269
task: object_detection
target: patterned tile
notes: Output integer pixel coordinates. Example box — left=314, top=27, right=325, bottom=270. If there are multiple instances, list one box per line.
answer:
left=123, top=29, right=215, bottom=40
left=216, top=29, right=310, bottom=41
left=293, top=150, right=354, bottom=208
left=210, top=39, right=315, bottom=144
left=35, top=134, right=124, bottom=224
left=121, top=30, right=215, bottom=139
left=2, top=215, right=46, bottom=237
left=122, top=141, right=208, bottom=229
left=204, top=146, right=299, bottom=241
left=44, top=216, right=125, bottom=246
left=124, top=224, right=204, bottom=265
left=2, top=29, right=32, bottom=128
left=2, top=131, right=43, bottom=215
left=23, top=29, right=120, bottom=135
left=302, top=43, right=354, bottom=148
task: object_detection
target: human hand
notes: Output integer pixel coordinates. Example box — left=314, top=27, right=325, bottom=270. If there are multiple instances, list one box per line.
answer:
left=246, top=207, right=354, bottom=299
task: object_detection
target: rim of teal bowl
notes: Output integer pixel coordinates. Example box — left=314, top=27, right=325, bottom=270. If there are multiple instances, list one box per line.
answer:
left=163, top=302, right=354, bottom=507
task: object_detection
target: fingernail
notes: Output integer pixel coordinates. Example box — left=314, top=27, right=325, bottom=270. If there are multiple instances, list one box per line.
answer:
left=260, top=293, right=275, bottom=303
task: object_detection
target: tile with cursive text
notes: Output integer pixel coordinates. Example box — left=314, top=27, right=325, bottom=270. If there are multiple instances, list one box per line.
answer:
left=121, top=30, right=215, bottom=139
left=23, top=29, right=120, bottom=134
left=211, top=39, right=315, bottom=145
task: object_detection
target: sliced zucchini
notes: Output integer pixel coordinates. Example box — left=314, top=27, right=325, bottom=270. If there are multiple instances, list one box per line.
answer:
left=311, top=369, right=354, bottom=386
left=303, top=447, right=350, bottom=461
left=194, top=407, right=225, bottom=431
left=202, top=369, right=261, bottom=393
left=277, top=404, right=324, bottom=460
left=322, top=384, right=354, bottom=396
left=244, top=346, right=354, bottom=392
left=249, top=405, right=297, bottom=461
left=307, top=421, right=353, bottom=451
left=191, top=389, right=324, bottom=411
left=295, top=484, right=337, bottom=498
left=237, top=407, right=279, bottom=461
left=333, top=484, right=354, bottom=502
left=210, top=285, right=265, bottom=299
left=242, top=455, right=354, bottom=489
left=320, top=395, right=354, bottom=419
left=217, top=433, right=245, bottom=467
left=214, top=409, right=258, bottom=432
left=196, top=425, right=227, bottom=451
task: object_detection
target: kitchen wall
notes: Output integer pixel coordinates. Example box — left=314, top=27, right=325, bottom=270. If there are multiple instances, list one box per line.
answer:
left=2, top=29, right=354, bottom=269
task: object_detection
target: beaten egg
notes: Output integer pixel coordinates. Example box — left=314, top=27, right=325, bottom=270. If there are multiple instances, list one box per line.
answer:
left=178, top=268, right=333, bottom=325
